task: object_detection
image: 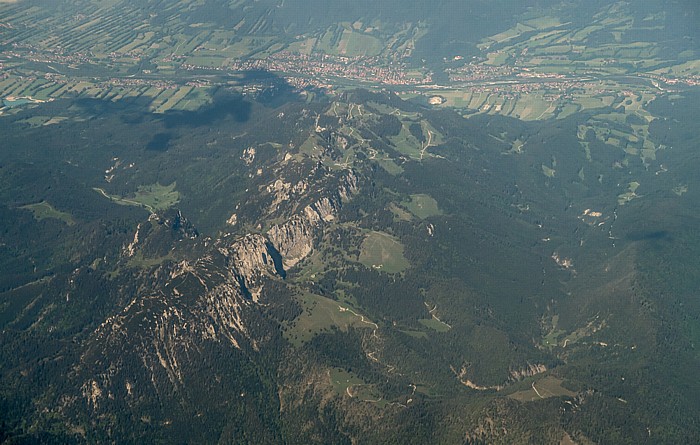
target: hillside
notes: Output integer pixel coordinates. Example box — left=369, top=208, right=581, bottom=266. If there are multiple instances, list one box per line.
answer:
left=1, top=1, right=700, bottom=443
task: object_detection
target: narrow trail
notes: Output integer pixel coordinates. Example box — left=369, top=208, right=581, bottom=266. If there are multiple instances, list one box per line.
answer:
left=532, top=381, right=544, bottom=399
left=338, top=305, right=379, bottom=330
left=419, top=129, right=434, bottom=160
left=424, top=302, right=452, bottom=328
left=94, top=187, right=155, bottom=213
left=342, top=314, right=421, bottom=407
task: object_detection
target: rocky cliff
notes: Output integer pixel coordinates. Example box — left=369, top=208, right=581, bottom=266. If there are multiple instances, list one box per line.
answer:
left=75, top=162, right=359, bottom=414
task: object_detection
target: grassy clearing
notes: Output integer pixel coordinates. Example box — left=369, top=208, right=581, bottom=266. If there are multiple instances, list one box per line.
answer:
left=508, top=376, right=576, bottom=402
left=132, top=182, right=180, bottom=211
left=184, top=55, right=226, bottom=68
left=419, top=317, right=451, bottom=332
left=399, top=329, right=429, bottom=339
left=509, top=94, right=553, bottom=120
left=376, top=159, right=403, bottom=175
left=127, top=252, right=175, bottom=270
left=654, top=59, right=700, bottom=76
left=543, top=328, right=566, bottom=348
left=283, top=293, right=376, bottom=347
left=541, top=165, right=556, bottom=178
left=330, top=368, right=364, bottom=395
left=358, top=231, right=410, bottom=273
left=479, top=22, right=534, bottom=49
left=672, top=185, right=688, bottom=196
left=299, top=134, right=324, bottom=158
left=542, top=315, right=565, bottom=349
left=286, top=37, right=317, bottom=55
left=174, top=87, right=213, bottom=111
left=388, top=203, right=413, bottom=221
left=545, top=315, right=607, bottom=348
left=94, top=182, right=179, bottom=212
left=402, top=194, right=441, bottom=219
left=117, top=31, right=155, bottom=54
left=523, top=16, right=562, bottom=29
left=17, top=115, right=51, bottom=127
left=389, top=124, right=422, bottom=158
left=507, top=139, right=525, bottom=154
left=485, top=51, right=510, bottom=66
left=329, top=368, right=384, bottom=404
left=20, top=201, right=75, bottom=225
left=618, top=181, right=640, bottom=205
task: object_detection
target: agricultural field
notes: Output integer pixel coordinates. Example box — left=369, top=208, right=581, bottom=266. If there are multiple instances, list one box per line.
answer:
left=428, top=83, right=657, bottom=123
left=1, top=0, right=697, bottom=130
left=473, top=3, right=698, bottom=80
left=0, top=77, right=208, bottom=116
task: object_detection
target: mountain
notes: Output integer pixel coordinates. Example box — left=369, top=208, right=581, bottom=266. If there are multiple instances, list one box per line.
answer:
left=1, top=1, right=700, bottom=444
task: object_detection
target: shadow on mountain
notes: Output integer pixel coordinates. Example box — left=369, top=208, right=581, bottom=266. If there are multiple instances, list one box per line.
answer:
left=164, top=91, right=252, bottom=128
left=626, top=230, right=671, bottom=242
left=146, top=133, right=173, bottom=152
left=162, top=70, right=302, bottom=128
left=68, top=70, right=302, bottom=130
left=238, top=69, right=304, bottom=107
left=70, top=96, right=154, bottom=121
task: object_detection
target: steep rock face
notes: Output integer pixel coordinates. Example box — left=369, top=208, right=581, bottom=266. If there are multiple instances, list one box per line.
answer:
left=159, top=209, right=199, bottom=240
left=265, top=178, right=308, bottom=210
left=268, top=170, right=358, bottom=269
left=75, top=167, right=361, bottom=423
left=509, top=363, right=547, bottom=381
left=221, top=233, right=285, bottom=301
left=267, top=215, right=314, bottom=269
left=337, top=170, right=359, bottom=201
left=305, top=196, right=337, bottom=223
left=199, top=280, right=252, bottom=349
left=84, top=292, right=196, bottom=401
left=78, top=255, right=259, bottom=414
